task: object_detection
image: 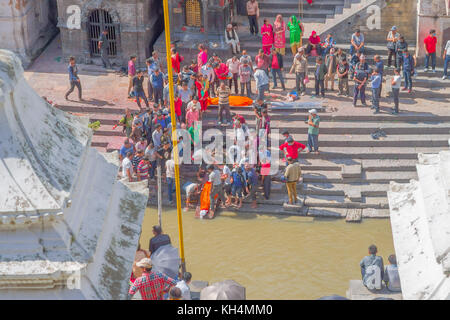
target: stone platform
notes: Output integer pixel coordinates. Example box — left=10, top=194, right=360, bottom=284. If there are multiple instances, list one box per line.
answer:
left=346, top=280, right=402, bottom=300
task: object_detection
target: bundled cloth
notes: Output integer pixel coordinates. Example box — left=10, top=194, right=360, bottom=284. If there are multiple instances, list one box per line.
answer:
left=206, top=96, right=253, bottom=108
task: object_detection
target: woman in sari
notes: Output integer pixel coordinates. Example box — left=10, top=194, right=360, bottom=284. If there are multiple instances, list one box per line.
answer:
left=273, top=15, right=286, bottom=56
left=196, top=75, right=209, bottom=118
left=287, top=16, right=303, bottom=55
left=261, top=19, right=274, bottom=55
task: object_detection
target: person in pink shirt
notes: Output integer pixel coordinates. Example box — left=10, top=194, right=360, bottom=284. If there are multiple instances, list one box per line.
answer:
left=261, top=19, right=274, bottom=55
left=273, top=15, right=286, bottom=56
left=197, top=44, right=208, bottom=70
left=127, top=56, right=136, bottom=98
left=174, top=94, right=182, bottom=123
left=213, top=62, right=230, bottom=81
left=185, top=99, right=200, bottom=128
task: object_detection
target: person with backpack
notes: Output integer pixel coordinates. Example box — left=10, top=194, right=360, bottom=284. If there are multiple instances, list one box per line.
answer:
left=402, top=50, right=415, bottom=94
left=360, top=244, right=384, bottom=290
left=352, top=55, right=370, bottom=107
left=395, top=36, right=408, bottom=71
left=386, top=26, right=400, bottom=68
left=153, top=111, right=169, bottom=130
left=337, top=57, right=350, bottom=97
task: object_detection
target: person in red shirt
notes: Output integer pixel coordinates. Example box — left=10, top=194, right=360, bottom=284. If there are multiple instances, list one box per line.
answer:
left=279, top=136, right=306, bottom=164
left=213, top=62, right=230, bottom=81
left=423, top=29, right=437, bottom=72
left=270, top=48, right=285, bottom=90
left=128, top=258, right=177, bottom=300
left=306, top=31, right=322, bottom=56
left=171, top=47, right=183, bottom=74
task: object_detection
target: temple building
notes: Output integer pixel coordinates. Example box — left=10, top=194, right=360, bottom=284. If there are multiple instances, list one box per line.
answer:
left=56, top=0, right=164, bottom=67
left=153, top=0, right=231, bottom=68
left=0, top=0, right=59, bottom=68
left=0, top=50, right=149, bottom=299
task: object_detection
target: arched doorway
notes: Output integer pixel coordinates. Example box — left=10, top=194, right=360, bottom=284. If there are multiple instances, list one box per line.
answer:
left=185, top=0, right=202, bottom=27
left=87, top=9, right=117, bottom=57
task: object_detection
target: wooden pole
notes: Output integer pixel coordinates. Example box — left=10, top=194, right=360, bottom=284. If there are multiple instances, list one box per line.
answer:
left=157, top=164, right=162, bottom=228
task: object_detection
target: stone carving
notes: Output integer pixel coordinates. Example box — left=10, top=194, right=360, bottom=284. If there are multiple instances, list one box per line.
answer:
left=0, top=50, right=149, bottom=299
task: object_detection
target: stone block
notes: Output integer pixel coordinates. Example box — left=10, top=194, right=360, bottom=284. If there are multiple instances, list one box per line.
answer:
left=341, top=164, right=362, bottom=179
left=347, top=280, right=402, bottom=300
left=346, top=189, right=362, bottom=202
left=346, top=208, right=362, bottom=222
left=283, top=201, right=304, bottom=213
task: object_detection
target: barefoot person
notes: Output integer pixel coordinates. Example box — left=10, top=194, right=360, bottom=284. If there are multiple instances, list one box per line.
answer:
left=65, top=56, right=83, bottom=101
left=307, top=109, right=320, bottom=154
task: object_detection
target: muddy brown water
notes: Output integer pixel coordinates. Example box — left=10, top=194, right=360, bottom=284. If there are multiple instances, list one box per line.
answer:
left=139, top=207, right=394, bottom=300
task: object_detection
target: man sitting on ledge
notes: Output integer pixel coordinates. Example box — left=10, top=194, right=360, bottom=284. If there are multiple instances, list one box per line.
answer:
left=149, top=225, right=171, bottom=254
left=359, top=244, right=384, bottom=290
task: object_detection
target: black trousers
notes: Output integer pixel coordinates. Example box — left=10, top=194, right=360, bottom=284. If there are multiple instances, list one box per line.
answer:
left=240, top=82, right=252, bottom=97
left=229, top=73, right=239, bottom=94
left=248, top=15, right=258, bottom=35
left=66, top=80, right=82, bottom=99
left=388, top=49, right=397, bottom=68
left=154, top=87, right=163, bottom=106
left=315, top=79, right=325, bottom=96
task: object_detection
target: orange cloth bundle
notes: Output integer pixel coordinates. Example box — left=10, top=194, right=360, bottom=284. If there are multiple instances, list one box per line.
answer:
left=206, top=96, right=253, bottom=108
left=199, top=182, right=219, bottom=211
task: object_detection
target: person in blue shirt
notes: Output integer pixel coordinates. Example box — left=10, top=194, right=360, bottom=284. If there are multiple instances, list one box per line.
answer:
left=322, top=33, right=336, bottom=57
left=119, top=139, right=135, bottom=162
left=146, top=58, right=158, bottom=101
left=352, top=55, right=369, bottom=107
left=245, top=164, right=259, bottom=209
left=370, top=69, right=382, bottom=114
left=349, top=51, right=361, bottom=81
left=151, top=68, right=164, bottom=105
left=230, top=167, right=245, bottom=208
left=402, top=50, right=415, bottom=93
left=65, top=57, right=83, bottom=101
left=374, top=55, right=384, bottom=98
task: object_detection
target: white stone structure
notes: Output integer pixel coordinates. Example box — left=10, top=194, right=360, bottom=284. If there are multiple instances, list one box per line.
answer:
left=0, top=50, right=149, bottom=299
left=388, top=150, right=450, bottom=300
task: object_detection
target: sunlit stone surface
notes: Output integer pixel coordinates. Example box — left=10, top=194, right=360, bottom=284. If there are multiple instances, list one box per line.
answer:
left=0, top=50, right=148, bottom=299
left=388, top=149, right=450, bottom=300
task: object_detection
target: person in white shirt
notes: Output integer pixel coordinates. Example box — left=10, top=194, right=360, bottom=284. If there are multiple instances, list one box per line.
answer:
left=122, top=152, right=134, bottom=182
left=391, top=68, right=402, bottom=114
left=226, top=56, right=241, bottom=94
left=225, top=24, right=240, bottom=55
left=443, top=39, right=450, bottom=80
left=176, top=272, right=192, bottom=300
left=166, top=156, right=175, bottom=203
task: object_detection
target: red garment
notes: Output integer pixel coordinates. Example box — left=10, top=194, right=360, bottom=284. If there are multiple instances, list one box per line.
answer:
left=214, top=63, right=229, bottom=80
left=279, top=141, right=306, bottom=160
left=271, top=54, right=280, bottom=69
left=306, top=0, right=312, bottom=4
left=128, top=271, right=177, bottom=300
left=255, top=54, right=270, bottom=69
left=171, top=53, right=183, bottom=73
left=309, top=31, right=320, bottom=44
left=174, top=98, right=182, bottom=117
left=424, top=35, right=437, bottom=54
left=195, top=81, right=209, bottom=111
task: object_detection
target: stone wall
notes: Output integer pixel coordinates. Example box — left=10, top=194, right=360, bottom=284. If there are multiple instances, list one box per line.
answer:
left=323, top=0, right=417, bottom=43
left=0, top=0, right=58, bottom=67
left=57, top=0, right=163, bottom=67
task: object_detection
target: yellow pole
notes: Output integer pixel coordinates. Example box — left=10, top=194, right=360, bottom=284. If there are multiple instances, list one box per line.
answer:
left=162, top=0, right=186, bottom=274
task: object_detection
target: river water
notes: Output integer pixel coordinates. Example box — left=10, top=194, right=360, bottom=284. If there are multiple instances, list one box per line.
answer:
left=139, top=207, right=394, bottom=300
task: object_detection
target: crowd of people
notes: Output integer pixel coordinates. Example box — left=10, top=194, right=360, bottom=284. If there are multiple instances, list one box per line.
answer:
left=87, top=15, right=448, bottom=215
left=61, top=6, right=449, bottom=299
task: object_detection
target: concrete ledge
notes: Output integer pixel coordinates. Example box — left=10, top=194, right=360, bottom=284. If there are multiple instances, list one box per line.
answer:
left=346, top=280, right=402, bottom=300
